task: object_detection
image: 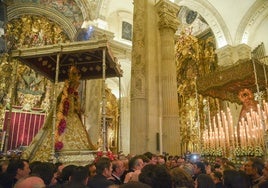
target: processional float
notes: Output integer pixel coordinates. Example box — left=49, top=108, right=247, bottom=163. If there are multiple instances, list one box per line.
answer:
left=197, top=54, right=268, bottom=160
left=7, top=39, right=122, bottom=164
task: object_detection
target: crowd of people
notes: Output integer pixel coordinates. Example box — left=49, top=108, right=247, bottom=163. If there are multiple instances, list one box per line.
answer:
left=0, top=152, right=267, bottom=188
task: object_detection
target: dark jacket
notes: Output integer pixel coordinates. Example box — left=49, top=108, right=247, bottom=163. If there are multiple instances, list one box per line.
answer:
left=109, top=174, right=123, bottom=185
left=87, top=174, right=114, bottom=188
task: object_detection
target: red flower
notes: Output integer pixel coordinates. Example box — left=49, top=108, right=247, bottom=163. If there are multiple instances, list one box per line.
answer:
left=68, top=87, right=75, bottom=94
left=97, top=151, right=103, bottom=157
left=58, top=119, right=66, bottom=135
left=55, top=141, right=63, bottom=151
left=63, top=99, right=70, bottom=115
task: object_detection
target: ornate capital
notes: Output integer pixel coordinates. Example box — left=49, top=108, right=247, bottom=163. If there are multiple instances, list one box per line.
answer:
left=155, top=0, right=180, bottom=32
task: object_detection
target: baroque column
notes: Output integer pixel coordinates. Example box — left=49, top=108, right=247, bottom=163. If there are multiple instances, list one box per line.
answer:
left=156, top=0, right=181, bottom=155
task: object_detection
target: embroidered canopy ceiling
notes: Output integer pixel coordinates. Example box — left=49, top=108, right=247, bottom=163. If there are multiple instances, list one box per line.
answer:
left=11, top=39, right=123, bottom=82
left=197, top=58, right=268, bottom=104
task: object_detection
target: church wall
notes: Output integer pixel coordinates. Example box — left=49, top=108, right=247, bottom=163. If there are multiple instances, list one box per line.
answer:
left=248, top=18, right=268, bottom=54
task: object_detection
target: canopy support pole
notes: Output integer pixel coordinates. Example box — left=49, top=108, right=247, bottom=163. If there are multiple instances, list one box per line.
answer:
left=51, top=52, right=60, bottom=162
left=102, top=48, right=107, bottom=152
left=3, top=55, right=18, bottom=157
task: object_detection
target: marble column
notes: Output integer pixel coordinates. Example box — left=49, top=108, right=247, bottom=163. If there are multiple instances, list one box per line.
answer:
left=155, top=0, right=181, bottom=155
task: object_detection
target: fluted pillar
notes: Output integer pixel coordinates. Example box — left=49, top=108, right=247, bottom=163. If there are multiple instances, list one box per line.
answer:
left=156, top=0, right=181, bottom=155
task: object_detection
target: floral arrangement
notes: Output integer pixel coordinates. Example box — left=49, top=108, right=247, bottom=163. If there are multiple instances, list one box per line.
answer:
left=233, top=146, right=264, bottom=157
left=201, top=147, right=223, bottom=157
left=254, top=146, right=264, bottom=157
left=233, top=146, right=246, bottom=157
left=94, top=151, right=116, bottom=163
left=54, top=66, right=80, bottom=151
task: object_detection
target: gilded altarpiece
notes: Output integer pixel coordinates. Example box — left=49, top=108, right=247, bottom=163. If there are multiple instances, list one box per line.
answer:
left=176, top=30, right=220, bottom=154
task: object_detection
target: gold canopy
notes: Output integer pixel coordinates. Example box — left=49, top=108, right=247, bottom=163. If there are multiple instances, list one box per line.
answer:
left=10, top=39, right=123, bottom=82
left=197, top=58, right=268, bottom=104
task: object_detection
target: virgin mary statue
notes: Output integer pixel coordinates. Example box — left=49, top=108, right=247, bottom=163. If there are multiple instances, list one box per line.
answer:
left=22, top=66, right=96, bottom=162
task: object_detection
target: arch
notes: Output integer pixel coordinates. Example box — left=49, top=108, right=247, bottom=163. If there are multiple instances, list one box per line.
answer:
left=75, top=0, right=101, bottom=20
left=235, top=0, right=268, bottom=45
left=176, top=0, right=232, bottom=48
left=7, top=3, right=77, bottom=40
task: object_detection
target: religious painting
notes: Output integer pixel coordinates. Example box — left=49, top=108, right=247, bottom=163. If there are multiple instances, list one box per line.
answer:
left=122, top=21, right=132, bottom=41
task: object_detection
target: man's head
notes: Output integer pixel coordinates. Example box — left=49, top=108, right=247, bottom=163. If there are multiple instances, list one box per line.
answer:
left=128, top=156, right=144, bottom=171
left=95, top=157, right=112, bottom=178
left=193, top=162, right=205, bottom=175
left=88, top=163, right=97, bottom=178
left=244, top=157, right=264, bottom=178
left=14, top=176, right=45, bottom=188
left=112, top=160, right=125, bottom=177
left=70, top=166, right=89, bottom=185
left=7, top=159, right=31, bottom=180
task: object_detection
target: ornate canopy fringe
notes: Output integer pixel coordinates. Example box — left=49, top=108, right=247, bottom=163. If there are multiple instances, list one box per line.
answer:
left=196, top=58, right=268, bottom=103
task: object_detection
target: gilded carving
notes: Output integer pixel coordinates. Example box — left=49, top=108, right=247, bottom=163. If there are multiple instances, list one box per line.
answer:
left=175, top=30, right=218, bottom=153
left=0, top=15, right=70, bottom=130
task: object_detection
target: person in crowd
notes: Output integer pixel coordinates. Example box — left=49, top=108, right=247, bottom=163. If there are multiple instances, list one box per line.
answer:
left=108, top=159, right=125, bottom=185
left=14, top=175, right=46, bottom=188
left=210, top=171, right=224, bottom=188
left=180, top=162, right=194, bottom=177
left=204, top=161, right=212, bottom=175
left=30, top=162, right=56, bottom=186
left=85, top=162, right=97, bottom=181
left=156, top=155, right=166, bottom=165
left=195, top=174, right=215, bottom=188
left=52, top=164, right=77, bottom=187
left=119, top=181, right=151, bottom=188
left=170, top=158, right=178, bottom=169
left=170, top=167, right=194, bottom=188
left=0, top=161, right=9, bottom=175
left=54, top=162, right=64, bottom=181
left=223, top=169, right=251, bottom=188
left=244, top=157, right=264, bottom=188
left=62, top=166, right=89, bottom=188
left=123, top=155, right=144, bottom=183
left=88, top=157, right=114, bottom=188
left=143, top=152, right=158, bottom=165
left=177, top=156, right=185, bottom=168
left=0, top=159, right=31, bottom=188
left=139, top=164, right=172, bottom=188
left=259, top=161, right=268, bottom=188
left=192, top=161, right=206, bottom=181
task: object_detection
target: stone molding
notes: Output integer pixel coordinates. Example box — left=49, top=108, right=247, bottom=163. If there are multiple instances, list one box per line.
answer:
left=177, top=0, right=231, bottom=48
left=235, top=0, right=268, bottom=45
left=216, top=44, right=251, bottom=66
